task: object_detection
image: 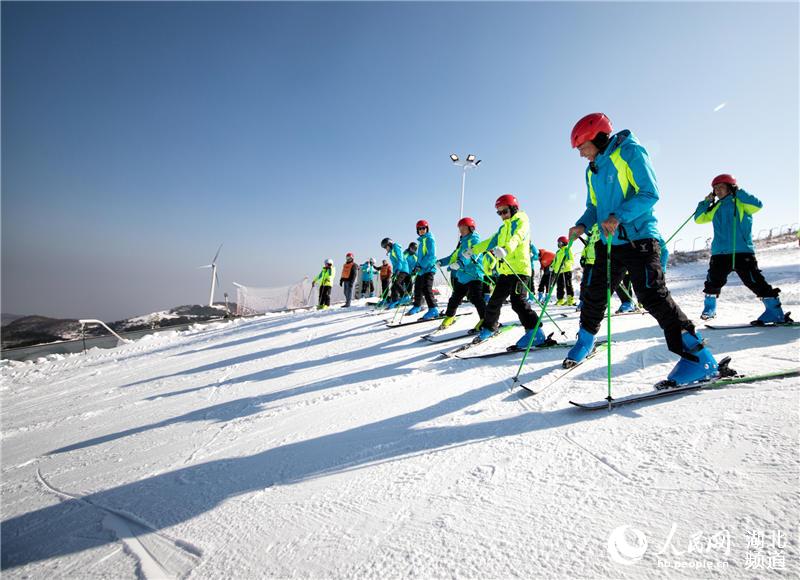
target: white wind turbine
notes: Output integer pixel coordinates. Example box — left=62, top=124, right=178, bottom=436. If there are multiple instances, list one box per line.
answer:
left=199, top=244, right=223, bottom=307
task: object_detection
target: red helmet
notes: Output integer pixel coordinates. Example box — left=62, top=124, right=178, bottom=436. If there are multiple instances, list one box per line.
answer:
left=557, top=236, right=568, bottom=246
left=571, top=113, right=613, bottom=148
left=416, top=219, right=429, bottom=229
left=346, top=252, right=354, bottom=258
left=495, top=194, right=519, bottom=209
left=711, top=174, right=737, bottom=187
left=457, top=217, right=476, bottom=229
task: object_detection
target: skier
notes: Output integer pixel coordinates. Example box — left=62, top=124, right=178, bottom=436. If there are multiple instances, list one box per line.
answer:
left=565, top=112, right=718, bottom=385
left=380, top=237, right=410, bottom=307
left=577, top=224, right=600, bottom=310
left=694, top=174, right=788, bottom=323
left=379, top=259, right=392, bottom=298
left=311, top=258, right=335, bottom=310
left=339, top=252, right=358, bottom=308
left=553, top=236, right=575, bottom=306
left=536, top=249, right=555, bottom=303
left=407, top=220, right=439, bottom=320
left=465, top=194, right=552, bottom=348
left=404, top=242, right=418, bottom=296
left=437, top=217, right=486, bottom=329
left=530, top=241, right=539, bottom=281
left=360, top=258, right=378, bottom=298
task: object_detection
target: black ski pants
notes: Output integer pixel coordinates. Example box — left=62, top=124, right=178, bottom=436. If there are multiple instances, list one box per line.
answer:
left=483, top=274, right=540, bottom=332
left=413, top=272, right=437, bottom=308
left=538, top=267, right=554, bottom=293
left=390, top=272, right=410, bottom=303
left=703, top=253, right=779, bottom=298
left=580, top=239, right=693, bottom=356
left=445, top=279, right=486, bottom=319
left=318, top=286, right=331, bottom=307
left=556, top=271, right=574, bottom=300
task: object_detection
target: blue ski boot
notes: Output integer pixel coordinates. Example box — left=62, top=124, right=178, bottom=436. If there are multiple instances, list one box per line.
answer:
left=563, top=328, right=596, bottom=368
left=421, top=307, right=440, bottom=320
left=473, top=326, right=497, bottom=343
left=406, top=305, right=423, bottom=316
left=386, top=300, right=399, bottom=309
left=700, top=295, right=717, bottom=320
left=514, top=327, right=555, bottom=350
left=753, top=297, right=787, bottom=325
left=616, top=301, right=636, bottom=313
left=665, top=331, right=718, bottom=386
left=537, top=292, right=546, bottom=303
left=398, top=295, right=412, bottom=306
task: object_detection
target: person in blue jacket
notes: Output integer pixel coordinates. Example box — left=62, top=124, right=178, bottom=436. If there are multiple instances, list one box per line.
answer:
left=437, top=217, right=486, bottom=329
left=565, top=112, right=718, bottom=386
left=380, top=237, right=410, bottom=307
left=529, top=241, right=539, bottom=281
left=694, top=174, right=787, bottom=324
left=403, top=242, right=418, bottom=296
left=360, top=258, right=378, bottom=298
left=407, top=220, right=439, bottom=320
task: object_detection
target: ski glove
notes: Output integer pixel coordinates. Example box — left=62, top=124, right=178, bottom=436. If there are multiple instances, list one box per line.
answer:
left=449, top=262, right=461, bottom=271
left=491, top=247, right=508, bottom=260
left=463, top=248, right=474, bottom=259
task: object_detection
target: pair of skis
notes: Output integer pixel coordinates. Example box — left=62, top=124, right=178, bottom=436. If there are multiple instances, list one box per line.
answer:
left=570, top=364, right=800, bottom=410
left=705, top=321, right=799, bottom=330
left=513, top=348, right=799, bottom=411
left=385, top=314, right=455, bottom=329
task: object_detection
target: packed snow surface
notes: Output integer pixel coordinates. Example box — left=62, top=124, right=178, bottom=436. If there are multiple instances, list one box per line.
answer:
left=2, top=243, right=799, bottom=578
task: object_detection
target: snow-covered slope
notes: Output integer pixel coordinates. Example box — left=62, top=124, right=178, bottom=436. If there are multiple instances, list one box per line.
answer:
left=2, top=244, right=798, bottom=579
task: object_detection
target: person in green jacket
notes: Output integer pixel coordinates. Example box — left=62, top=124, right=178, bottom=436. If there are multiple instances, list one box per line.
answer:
left=464, top=194, right=554, bottom=349
left=577, top=225, right=599, bottom=310
left=553, top=236, right=575, bottom=306
left=312, top=258, right=335, bottom=310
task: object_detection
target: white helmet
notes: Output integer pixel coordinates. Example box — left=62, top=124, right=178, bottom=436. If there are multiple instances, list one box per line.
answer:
left=324, top=258, right=333, bottom=265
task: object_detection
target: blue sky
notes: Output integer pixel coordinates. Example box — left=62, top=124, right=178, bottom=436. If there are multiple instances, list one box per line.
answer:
left=2, top=1, right=797, bottom=321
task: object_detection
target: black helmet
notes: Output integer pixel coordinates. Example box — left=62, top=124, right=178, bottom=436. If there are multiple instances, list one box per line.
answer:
left=380, top=237, right=392, bottom=249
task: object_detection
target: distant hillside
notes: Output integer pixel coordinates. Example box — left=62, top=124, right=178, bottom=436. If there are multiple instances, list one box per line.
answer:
left=1, top=303, right=235, bottom=350
left=1, top=313, right=27, bottom=326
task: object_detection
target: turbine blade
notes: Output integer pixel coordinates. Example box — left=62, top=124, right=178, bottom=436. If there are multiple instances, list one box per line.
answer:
left=212, top=243, right=223, bottom=264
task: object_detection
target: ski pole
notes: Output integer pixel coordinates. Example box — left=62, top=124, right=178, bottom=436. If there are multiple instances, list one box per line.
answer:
left=513, top=238, right=576, bottom=382
left=606, top=232, right=613, bottom=410
left=501, top=258, right=567, bottom=336
left=614, top=276, right=637, bottom=305
left=371, top=272, right=396, bottom=312
left=437, top=264, right=454, bottom=291
left=663, top=209, right=696, bottom=246
left=731, top=194, right=737, bottom=271
left=391, top=272, right=418, bottom=324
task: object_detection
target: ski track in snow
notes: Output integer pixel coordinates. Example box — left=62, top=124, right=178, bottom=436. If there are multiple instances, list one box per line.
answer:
left=1, top=242, right=799, bottom=578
